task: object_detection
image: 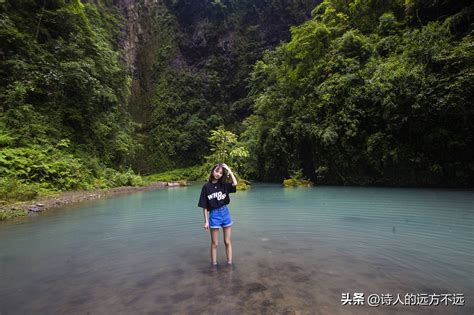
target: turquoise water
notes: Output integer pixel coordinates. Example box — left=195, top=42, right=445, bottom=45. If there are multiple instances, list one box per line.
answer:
left=1, top=184, right=473, bottom=314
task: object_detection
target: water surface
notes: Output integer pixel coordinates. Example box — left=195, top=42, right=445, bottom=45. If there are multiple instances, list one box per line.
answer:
left=1, top=184, right=473, bottom=314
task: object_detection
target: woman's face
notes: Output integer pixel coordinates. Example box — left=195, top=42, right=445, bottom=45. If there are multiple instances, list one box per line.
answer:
left=212, top=167, right=223, bottom=180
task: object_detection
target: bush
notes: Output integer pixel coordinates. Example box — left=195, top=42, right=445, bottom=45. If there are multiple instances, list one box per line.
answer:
left=0, top=209, right=28, bottom=221
left=0, top=177, right=39, bottom=204
left=282, top=169, right=313, bottom=187
left=104, top=168, right=143, bottom=187
left=145, top=165, right=206, bottom=182
left=0, top=145, right=94, bottom=190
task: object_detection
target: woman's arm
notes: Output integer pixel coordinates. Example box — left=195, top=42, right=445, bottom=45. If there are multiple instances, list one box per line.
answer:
left=222, top=163, right=238, bottom=186
left=203, top=208, right=209, bottom=230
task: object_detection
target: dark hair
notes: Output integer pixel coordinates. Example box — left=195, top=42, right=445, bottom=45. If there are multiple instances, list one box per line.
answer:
left=208, top=163, right=227, bottom=183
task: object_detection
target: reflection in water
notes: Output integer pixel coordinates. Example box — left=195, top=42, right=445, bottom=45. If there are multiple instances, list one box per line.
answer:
left=0, top=184, right=473, bottom=314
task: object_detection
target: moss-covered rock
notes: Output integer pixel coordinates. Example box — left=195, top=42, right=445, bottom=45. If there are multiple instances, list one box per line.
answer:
left=282, top=178, right=313, bottom=187
left=237, top=180, right=251, bottom=190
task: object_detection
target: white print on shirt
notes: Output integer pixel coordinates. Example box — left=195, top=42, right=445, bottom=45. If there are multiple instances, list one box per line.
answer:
left=207, top=191, right=227, bottom=201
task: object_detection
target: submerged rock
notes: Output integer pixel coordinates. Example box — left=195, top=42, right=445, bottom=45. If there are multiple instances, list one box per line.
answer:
left=28, top=206, right=43, bottom=212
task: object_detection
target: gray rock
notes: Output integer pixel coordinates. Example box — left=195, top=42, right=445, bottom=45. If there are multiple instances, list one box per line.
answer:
left=28, top=206, right=43, bottom=212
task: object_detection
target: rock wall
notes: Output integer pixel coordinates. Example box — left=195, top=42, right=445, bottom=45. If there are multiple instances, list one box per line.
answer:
left=113, top=0, right=159, bottom=76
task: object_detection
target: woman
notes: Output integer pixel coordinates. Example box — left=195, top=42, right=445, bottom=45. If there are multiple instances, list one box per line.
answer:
left=197, top=163, right=238, bottom=265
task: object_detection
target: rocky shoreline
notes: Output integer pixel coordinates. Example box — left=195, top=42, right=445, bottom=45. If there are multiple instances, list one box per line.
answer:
left=0, top=181, right=184, bottom=221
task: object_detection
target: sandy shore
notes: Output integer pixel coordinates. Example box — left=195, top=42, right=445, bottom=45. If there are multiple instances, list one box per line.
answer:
left=0, top=181, right=184, bottom=219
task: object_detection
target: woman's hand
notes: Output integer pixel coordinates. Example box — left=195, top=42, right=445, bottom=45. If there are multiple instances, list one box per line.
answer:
left=221, top=163, right=231, bottom=172
left=204, top=221, right=209, bottom=231
left=221, top=163, right=238, bottom=186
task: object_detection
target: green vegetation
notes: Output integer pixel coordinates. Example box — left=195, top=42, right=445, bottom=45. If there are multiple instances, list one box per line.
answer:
left=1, top=0, right=472, bottom=210
left=145, top=165, right=204, bottom=182
left=0, top=0, right=142, bottom=204
left=243, top=0, right=473, bottom=186
left=282, top=169, right=313, bottom=187
left=0, top=177, right=41, bottom=204
left=0, top=209, right=28, bottom=221
left=131, top=0, right=318, bottom=173
left=205, top=127, right=249, bottom=175
left=204, top=127, right=250, bottom=190
left=135, top=0, right=472, bottom=187
left=146, top=127, right=251, bottom=190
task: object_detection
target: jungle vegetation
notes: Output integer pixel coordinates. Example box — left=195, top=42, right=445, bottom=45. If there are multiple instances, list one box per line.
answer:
left=1, top=0, right=472, bottom=206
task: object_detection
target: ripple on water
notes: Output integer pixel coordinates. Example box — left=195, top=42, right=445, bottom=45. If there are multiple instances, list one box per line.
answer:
left=0, top=185, right=472, bottom=314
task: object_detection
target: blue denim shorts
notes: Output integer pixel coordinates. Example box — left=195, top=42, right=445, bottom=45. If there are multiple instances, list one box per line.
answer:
left=209, top=205, right=233, bottom=229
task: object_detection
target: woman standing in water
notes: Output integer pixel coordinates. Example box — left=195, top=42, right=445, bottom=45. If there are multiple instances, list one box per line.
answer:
left=198, top=163, right=238, bottom=265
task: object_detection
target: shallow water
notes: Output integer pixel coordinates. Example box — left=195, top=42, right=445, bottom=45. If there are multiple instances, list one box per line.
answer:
left=1, top=184, right=473, bottom=314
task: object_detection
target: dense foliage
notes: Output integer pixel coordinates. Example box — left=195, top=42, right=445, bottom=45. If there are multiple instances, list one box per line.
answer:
left=130, top=0, right=318, bottom=172
left=1, top=0, right=472, bottom=205
left=0, top=0, right=142, bottom=203
left=243, top=0, right=473, bottom=186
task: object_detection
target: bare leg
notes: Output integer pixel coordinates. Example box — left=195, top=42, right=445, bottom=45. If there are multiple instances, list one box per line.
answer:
left=223, top=226, right=232, bottom=264
left=210, top=228, right=219, bottom=264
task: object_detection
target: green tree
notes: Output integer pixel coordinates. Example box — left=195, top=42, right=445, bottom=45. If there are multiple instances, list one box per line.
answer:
left=244, top=0, right=473, bottom=186
left=205, top=127, right=249, bottom=177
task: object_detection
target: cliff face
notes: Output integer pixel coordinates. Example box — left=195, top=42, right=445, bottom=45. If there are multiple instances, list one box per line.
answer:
left=113, top=0, right=319, bottom=113
left=113, top=0, right=159, bottom=76
left=108, top=0, right=320, bottom=172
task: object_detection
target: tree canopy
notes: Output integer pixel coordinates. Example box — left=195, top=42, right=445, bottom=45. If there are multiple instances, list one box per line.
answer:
left=243, top=0, right=473, bottom=186
left=1, top=0, right=472, bottom=194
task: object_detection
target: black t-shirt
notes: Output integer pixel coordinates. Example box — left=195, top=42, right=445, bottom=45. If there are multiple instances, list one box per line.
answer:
left=198, top=181, right=237, bottom=210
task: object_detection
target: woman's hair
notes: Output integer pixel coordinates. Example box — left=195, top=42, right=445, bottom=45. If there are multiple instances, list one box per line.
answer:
left=208, top=163, right=227, bottom=183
